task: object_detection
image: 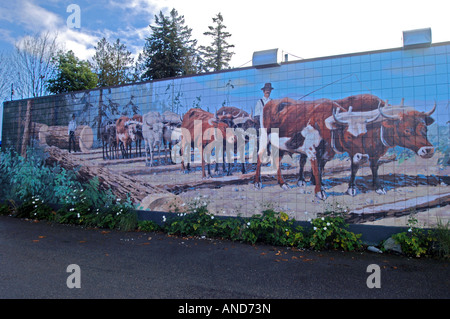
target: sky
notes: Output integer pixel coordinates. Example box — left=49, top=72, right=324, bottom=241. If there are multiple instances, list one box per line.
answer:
left=1, top=0, right=450, bottom=69
left=1, top=0, right=450, bottom=138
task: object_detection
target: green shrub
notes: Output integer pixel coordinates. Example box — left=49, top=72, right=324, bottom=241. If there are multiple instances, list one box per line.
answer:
left=392, top=214, right=434, bottom=258
left=241, top=210, right=304, bottom=247
left=138, top=220, right=161, bottom=232
left=16, top=195, right=55, bottom=221
left=307, top=204, right=362, bottom=251
left=0, top=202, right=12, bottom=216
left=433, top=219, right=450, bottom=259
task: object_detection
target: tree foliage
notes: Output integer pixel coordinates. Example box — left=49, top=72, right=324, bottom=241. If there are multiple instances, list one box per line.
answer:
left=91, top=38, right=135, bottom=87
left=47, top=50, right=97, bottom=94
left=200, top=13, right=235, bottom=72
left=140, top=8, right=199, bottom=80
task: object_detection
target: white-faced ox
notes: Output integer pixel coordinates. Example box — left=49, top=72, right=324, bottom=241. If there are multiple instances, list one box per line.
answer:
left=142, top=111, right=165, bottom=167
left=162, top=110, right=183, bottom=165
left=326, top=98, right=436, bottom=195
left=254, top=97, right=339, bottom=200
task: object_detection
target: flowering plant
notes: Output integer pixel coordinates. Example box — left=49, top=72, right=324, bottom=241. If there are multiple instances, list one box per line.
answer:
left=308, top=204, right=361, bottom=251
left=392, top=213, right=434, bottom=257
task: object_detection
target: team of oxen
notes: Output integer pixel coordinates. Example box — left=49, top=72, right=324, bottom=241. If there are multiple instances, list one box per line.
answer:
left=100, top=94, right=436, bottom=200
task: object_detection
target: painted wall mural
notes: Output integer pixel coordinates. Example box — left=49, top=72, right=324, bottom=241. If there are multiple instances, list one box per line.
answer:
left=2, top=42, right=450, bottom=227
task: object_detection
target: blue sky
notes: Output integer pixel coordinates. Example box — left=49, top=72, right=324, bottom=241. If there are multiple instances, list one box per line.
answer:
left=1, top=0, right=450, bottom=140
left=2, top=0, right=450, bottom=68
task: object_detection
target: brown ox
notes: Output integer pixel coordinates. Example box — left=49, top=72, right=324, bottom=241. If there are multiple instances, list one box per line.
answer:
left=254, top=97, right=339, bottom=200
left=326, top=97, right=436, bottom=195
left=132, top=114, right=143, bottom=157
left=180, top=108, right=235, bottom=179
left=216, top=106, right=258, bottom=175
left=116, top=116, right=136, bottom=159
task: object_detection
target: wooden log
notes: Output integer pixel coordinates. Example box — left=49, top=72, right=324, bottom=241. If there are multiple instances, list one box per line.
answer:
left=38, top=124, right=93, bottom=152
left=44, top=146, right=169, bottom=203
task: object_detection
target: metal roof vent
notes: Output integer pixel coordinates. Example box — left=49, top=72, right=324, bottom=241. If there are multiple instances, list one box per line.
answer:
left=403, top=28, right=432, bottom=48
left=252, top=48, right=282, bottom=68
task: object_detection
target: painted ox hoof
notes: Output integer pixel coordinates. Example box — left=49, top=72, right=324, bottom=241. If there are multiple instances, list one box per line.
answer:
left=280, top=183, right=290, bottom=190
left=315, top=191, right=327, bottom=200
left=297, top=180, right=306, bottom=187
left=347, top=186, right=358, bottom=197
left=376, top=187, right=387, bottom=195
left=254, top=182, right=262, bottom=189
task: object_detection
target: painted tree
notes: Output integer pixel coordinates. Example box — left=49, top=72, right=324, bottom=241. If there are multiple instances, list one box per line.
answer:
left=200, top=13, right=235, bottom=72
left=140, top=9, right=199, bottom=80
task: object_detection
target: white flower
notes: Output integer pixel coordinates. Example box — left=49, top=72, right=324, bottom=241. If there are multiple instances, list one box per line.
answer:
left=326, top=222, right=331, bottom=226
left=321, top=217, right=325, bottom=221
left=323, top=227, right=327, bottom=230
left=77, top=213, right=80, bottom=218
left=162, top=215, right=166, bottom=222
left=211, top=216, right=214, bottom=219
left=408, top=228, right=413, bottom=232
left=313, top=226, right=317, bottom=231
left=247, top=222, right=251, bottom=226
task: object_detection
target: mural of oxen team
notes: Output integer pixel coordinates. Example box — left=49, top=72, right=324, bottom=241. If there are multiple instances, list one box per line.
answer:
left=100, top=110, right=183, bottom=165
left=3, top=40, right=450, bottom=227
left=99, top=93, right=437, bottom=203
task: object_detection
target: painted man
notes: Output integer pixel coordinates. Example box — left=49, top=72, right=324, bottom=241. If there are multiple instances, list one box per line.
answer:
left=254, top=83, right=274, bottom=130
left=254, top=83, right=274, bottom=159
left=68, top=114, right=77, bottom=153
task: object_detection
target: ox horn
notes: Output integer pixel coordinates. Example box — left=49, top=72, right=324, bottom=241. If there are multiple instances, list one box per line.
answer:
left=365, top=101, right=382, bottom=123
left=332, top=107, right=348, bottom=125
left=378, top=102, right=398, bottom=120
left=424, top=101, right=437, bottom=117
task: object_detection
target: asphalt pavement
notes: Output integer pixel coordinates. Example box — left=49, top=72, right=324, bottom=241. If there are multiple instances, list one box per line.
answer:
left=1, top=215, right=449, bottom=304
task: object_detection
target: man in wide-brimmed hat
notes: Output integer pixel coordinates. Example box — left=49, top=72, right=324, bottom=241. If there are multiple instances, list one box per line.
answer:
left=68, top=113, right=77, bottom=153
left=254, top=83, right=274, bottom=129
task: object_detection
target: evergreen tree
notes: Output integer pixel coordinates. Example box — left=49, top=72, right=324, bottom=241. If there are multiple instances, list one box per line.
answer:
left=140, top=9, right=199, bottom=81
left=91, top=37, right=134, bottom=87
left=200, top=13, right=234, bottom=72
left=47, top=50, right=97, bottom=94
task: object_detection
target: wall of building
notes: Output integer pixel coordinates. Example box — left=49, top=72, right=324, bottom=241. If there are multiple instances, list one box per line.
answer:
left=3, top=42, right=450, bottom=227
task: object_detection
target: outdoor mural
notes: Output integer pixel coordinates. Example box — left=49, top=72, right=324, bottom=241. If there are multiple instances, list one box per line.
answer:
left=2, top=42, right=450, bottom=227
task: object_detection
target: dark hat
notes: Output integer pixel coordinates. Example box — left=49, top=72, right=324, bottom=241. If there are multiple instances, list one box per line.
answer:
left=261, top=83, right=274, bottom=91
left=72, top=114, right=76, bottom=117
